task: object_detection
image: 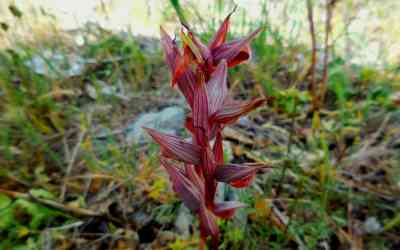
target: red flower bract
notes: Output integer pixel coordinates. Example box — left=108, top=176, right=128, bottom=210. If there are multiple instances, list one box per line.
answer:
left=145, top=8, right=267, bottom=249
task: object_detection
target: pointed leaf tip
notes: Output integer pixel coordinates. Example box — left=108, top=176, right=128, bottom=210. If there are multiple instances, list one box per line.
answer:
left=159, top=25, right=168, bottom=36
left=208, top=6, right=238, bottom=50
left=160, top=26, right=182, bottom=86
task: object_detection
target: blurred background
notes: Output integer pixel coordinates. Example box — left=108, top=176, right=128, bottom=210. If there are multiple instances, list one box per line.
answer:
left=1, top=0, right=400, bottom=65
left=0, top=1, right=399, bottom=250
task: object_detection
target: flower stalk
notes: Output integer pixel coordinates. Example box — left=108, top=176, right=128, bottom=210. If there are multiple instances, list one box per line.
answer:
left=145, top=8, right=266, bottom=249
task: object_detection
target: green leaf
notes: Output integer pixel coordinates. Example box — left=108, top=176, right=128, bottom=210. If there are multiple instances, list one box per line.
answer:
left=13, top=199, right=56, bottom=229
left=0, top=193, right=12, bottom=209
left=169, top=0, right=188, bottom=27
left=0, top=195, right=14, bottom=230
left=30, top=189, right=55, bottom=199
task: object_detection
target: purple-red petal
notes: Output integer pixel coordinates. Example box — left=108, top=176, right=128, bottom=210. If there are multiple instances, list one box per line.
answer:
left=212, top=201, right=246, bottom=219
left=160, top=26, right=181, bottom=85
left=189, top=31, right=212, bottom=65
left=208, top=7, right=236, bottom=50
left=160, top=158, right=203, bottom=212
left=193, top=76, right=209, bottom=146
left=144, top=127, right=201, bottom=165
left=214, top=163, right=266, bottom=188
left=176, top=69, right=196, bottom=108
left=211, top=97, right=266, bottom=125
left=202, top=148, right=217, bottom=206
left=206, top=60, right=228, bottom=115
left=211, top=27, right=262, bottom=67
left=213, top=131, right=224, bottom=165
left=184, top=115, right=195, bottom=134
left=185, top=164, right=205, bottom=195
left=226, top=44, right=251, bottom=67
left=199, top=205, right=219, bottom=248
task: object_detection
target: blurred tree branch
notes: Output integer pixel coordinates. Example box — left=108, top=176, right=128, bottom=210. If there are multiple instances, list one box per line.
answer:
left=306, top=0, right=339, bottom=112
left=306, top=0, right=318, bottom=111
left=320, top=0, right=338, bottom=106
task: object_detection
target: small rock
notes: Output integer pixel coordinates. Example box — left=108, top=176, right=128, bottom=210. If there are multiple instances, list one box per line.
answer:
left=390, top=110, right=400, bottom=126
left=300, top=150, right=325, bottom=170
left=126, top=106, right=185, bottom=145
left=390, top=92, right=400, bottom=106
left=216, top=182, right=238, bottom=203
left=85, top=84, right=98, bottom=99
left=99, top=84, right=115, bottom=96
left=237, top=117, right=252, bottom=127
left=85, top=80, right=119, bottom=100
left=124, top=229, right=140, bottom=249
left=174, top=205, right=193, bottom=239
left=26, top=49, right=85, bottom=78
left=158, top=230, right=176, bottom=245
left=131, top=211, right=152, bottom=228
left=363, top=217, right=382, bottom=234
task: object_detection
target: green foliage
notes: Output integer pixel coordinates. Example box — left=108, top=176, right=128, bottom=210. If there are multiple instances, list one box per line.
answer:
left=0, top=48, right=68, bottom=169
left=328, top=58, right=351, bottom=106
left=83, top=33, right=162, bottom=89
left=0, top=192, right=66, bottom=250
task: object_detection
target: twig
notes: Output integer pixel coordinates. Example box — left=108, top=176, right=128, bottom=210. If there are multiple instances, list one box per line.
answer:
left=41, top=229, right=52, bottom=250
left=361, top=113, right=391, bottom=151
left=47, top=221, right=85, bottom=231
left=319, top=0, right=337, bottom=107
left=63, top=134, right=70, bottom=160
left=60, top=116, right=91, bottom=201
left=306, top=0, right=318, bottom=111
left=270, top=203, right=307, bottom=250
left=0, top=188, right=123, bottom=224
left=336, top=172, right=400, bottom=199
left=276, top=116, right=296, bottom=196
left=65, top=173, right=122, bottom=181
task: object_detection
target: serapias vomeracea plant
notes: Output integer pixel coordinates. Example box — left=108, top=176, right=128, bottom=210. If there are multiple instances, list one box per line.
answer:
left=145, top=8, right=266, bottom=249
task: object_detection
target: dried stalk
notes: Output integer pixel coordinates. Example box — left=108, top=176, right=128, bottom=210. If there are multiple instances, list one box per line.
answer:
left=60, top=128, right=86, bottom=201
left=306, top=0, right=318, bottom=111
left=320, top=0, right=337, bottom=107
left=0, top=188, right=123, bottom=224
